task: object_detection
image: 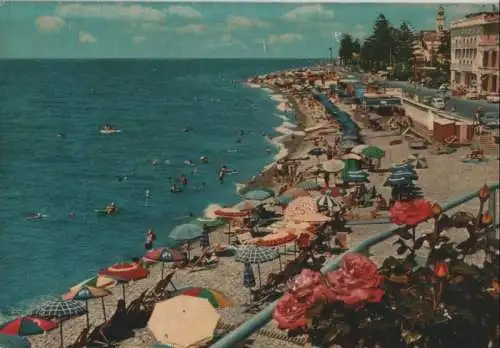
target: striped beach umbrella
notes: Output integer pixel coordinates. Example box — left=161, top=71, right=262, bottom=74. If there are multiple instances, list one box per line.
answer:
left=0, top=316, right=58, bottom=336
left=243, top=262, right=256, bottom=289
left=384, top=176, right=412, bottom=187
left=31, top=299, right=87, bottom=348
left=171, top=287, right=232, bottom=308
left=343, top=170, right=369, bottom=183
left=144, top=247, right=186, bottom=279
left=63, top=286, right=111, bottom=326
left=235, top=246, right=280, bottom=288
left=317, top=194, right=344, bottom=213
left=70, top=275, right=116, bottom=291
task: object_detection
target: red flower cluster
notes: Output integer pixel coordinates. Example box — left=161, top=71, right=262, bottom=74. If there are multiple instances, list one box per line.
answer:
left=389, top=199, right=434, bottom=226
left=273, top=254, right=384, bottom=330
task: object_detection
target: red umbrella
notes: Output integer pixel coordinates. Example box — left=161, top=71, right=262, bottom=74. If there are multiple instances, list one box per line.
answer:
left=99, top=262, right=149, bottom=302
left=214, top=208, right=250, bottom=243
left=0, top=316, right=58, bottom=336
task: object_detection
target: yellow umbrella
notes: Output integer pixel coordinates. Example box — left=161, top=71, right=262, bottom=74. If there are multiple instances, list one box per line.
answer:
left=148, top=295, right=220, bottom=347
left=70, top=275, right=116, bottom=292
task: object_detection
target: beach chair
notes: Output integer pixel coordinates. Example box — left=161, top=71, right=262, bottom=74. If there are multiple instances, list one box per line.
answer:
left=85, top=299, right=129, bottom=347
left=66, top=325, right=90, bottom=348
left=144, top=272, right=177, bottom=304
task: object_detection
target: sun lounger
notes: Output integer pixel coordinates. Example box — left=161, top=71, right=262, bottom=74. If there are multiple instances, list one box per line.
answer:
left=86, top=300, right=127, bottom=347
left=145, top=271, right=176, bottom=302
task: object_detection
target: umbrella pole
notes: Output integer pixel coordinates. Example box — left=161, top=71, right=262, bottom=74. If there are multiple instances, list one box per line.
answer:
left=161, top=262, right=165, bottom=279
left=85, top=300, right=90, bottom=328
left=257, top=263, right=262, bottom=289
left=59, top=321, right=64, bottom=348
left=227, top=221, right=231, bottom=244
left=187, top=241, right=191, bottom=260
left=101, top=297, right=107, bottom=321
left=122, top=283, right=126, bottom=303
left=278, top=253, right=282, bottom=271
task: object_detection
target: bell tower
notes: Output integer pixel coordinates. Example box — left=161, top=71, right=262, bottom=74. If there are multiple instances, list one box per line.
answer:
left=436, top=5, right=445, bottom=37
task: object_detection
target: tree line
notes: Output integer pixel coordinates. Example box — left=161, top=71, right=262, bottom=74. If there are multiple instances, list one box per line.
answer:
left=337, top=13, right=450, bottom=84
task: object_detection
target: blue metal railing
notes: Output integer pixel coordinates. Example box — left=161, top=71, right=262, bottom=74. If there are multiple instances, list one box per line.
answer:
left=211, top=182, right=499, bottom=348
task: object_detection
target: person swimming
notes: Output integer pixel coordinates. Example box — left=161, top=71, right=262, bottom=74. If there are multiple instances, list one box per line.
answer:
left=171, top=184, right=181, bottom=193
left=218, top=166, right=227, bottom=183
left=200, top=156, right=208, bottom=164
left=26, top=212, right=44, bottom=220
left=180, top=174, right=188, bottom=185
left=145, top=189, right=152, bottom=199
left=105, top=202, right=117, bottom=215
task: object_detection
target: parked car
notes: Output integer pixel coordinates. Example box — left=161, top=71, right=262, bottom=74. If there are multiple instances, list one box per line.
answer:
left=486, top=93, right=500, bottom=103
left=465, top=92, right=479, bottom=100
left=431, top=97, right=446, bottom=109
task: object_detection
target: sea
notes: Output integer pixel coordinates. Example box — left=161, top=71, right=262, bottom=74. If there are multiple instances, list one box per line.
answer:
left=0, top=58, right=319, bottom=322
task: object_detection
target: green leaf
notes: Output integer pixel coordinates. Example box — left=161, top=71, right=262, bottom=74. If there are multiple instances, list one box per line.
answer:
left=396, top=228, right=413, bottom=240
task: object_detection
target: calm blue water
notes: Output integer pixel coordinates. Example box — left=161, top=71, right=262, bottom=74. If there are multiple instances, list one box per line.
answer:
left=0, top=59, right=317, bottom=321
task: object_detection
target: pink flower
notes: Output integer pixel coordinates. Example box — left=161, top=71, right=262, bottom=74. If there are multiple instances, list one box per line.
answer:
left=326, top=253, right=384, bottom=307
left=389, top=199, right=434, bottom=226
left=273, top=293, right=312, bottom=330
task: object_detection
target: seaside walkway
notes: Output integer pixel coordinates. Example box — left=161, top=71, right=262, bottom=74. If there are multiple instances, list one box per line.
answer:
left=211, top=182, right=500, bottom=348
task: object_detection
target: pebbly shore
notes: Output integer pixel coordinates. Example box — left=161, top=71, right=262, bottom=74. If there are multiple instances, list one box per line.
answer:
left=28, top=73, right=499, bottom=348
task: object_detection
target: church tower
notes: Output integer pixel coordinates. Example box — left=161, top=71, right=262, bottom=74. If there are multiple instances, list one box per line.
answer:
left=436, top=5, right=445, bottom=37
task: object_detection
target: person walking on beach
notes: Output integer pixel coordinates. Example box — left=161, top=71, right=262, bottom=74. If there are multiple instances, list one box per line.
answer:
left=145, top=229, right=156, bottom=250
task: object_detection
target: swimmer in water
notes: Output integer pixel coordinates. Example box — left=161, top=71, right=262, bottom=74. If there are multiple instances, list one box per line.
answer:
left=266, top=147, right=272, bottom=154
left=180, top=174, right=188, bottom=185
left=200, top=156, right=208, bottom=164
left=145, top=189, right=152, bottom=199
left=171, top=184, right=180, bottom=193
left=239, top=129, right=245, bottom=136
left=57, top=133, right=66, bottom=138
left=218, top=165, right=227, bottom=183
left=236, top=138, right=242, bottom=144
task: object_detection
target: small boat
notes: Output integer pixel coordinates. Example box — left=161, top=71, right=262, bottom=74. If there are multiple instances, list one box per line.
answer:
left=100, top=129, right=121, bottom=134
left=95, top=208, right=120, bottom=216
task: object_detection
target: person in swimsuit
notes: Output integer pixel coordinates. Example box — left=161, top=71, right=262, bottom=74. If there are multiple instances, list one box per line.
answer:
left=171, top=184, right=179, bottom=193
left=218, top=166, right=227, bottom=183
left=180, top=174, right=188, bottom=185
left=144, top=229, right=156, bottom=250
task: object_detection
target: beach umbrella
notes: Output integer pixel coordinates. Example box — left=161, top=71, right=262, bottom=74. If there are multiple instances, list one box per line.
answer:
left=99, top=262, right=149, bottom=302
left=0, top=316, right=58, bottom=336
left=276, top=195, right=294, bottom=205
left=408, top=153, right=428, bottom=169
left=390, top=170, right=418, bottom=180
left=317, top=194, right=344, bottom=213
left=171, top=287, right=232, bottom=308
left=343, top=170, right=369, bottom=183
left=308, top=147, right=325, bottom=157
left=31, top=299, right=86, bottom=348
left=234, top=200, right=260, bottom=211
left=241, top=188, right=274, bottom=201
left=284, top=196, right=318, bottom=221
left=243, top=262, right=256, bottom=289
left=342, top=153, right=363, bottom=161
left=190, top=217, right=225, bottom=228
left=235, top=246, right=280, bottom=288
left=361, top=146, right=386, bottom=159
left=70, top=275, right=116, bottom=291
left=170, top=223, right=203, bottom=242
left=295, top=180, right=320, bottom=191
left=391, top=161, right=414, bottom=172
left=383, top=176, right=413, bottom=187
left=256, top=231, right=297, bottom=247
left=214, top=208, right=250, bottom=243
left=148, top=296, right=220, bottom=347
left=63, top=286, right=111, bottom=326
left=0, top=334, right=31, bottom=348
left=144, top=247, right=186, bottom=279
left=321, top=159, right=345, bottom=173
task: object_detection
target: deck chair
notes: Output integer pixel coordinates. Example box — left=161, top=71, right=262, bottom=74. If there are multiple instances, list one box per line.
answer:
left=86, top=299, right=128, bottom=347
left=145, top=271, right=177, bottom=302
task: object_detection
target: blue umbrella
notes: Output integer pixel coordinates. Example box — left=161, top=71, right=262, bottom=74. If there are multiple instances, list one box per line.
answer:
left=31, top=299, right=86, bottom=348
left=242, top=189, right=274, bottom=201
left=277, top=195, right=294, bottom=205
left=0, top=334, right=31, bottom=348
left=170, top=223, right=203, bottom=241
left=235, top=246, right=280, bottom=288
left=243, top=262, right=256, bottom=289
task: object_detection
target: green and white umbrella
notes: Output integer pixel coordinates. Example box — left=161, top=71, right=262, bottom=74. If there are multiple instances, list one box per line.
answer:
left=361, top=146, right=386, bottom=159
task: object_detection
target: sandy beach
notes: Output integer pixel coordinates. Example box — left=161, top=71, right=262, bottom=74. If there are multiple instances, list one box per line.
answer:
left=27, top=71, right=499, bottom=348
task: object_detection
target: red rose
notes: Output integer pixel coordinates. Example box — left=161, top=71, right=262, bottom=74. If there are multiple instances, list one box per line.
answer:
left=273, top=293, right=312, bottom=330
left=389, top=199, right=433, bottom=226
left=326, top=253, right=384, bottom=306
left=286, top=269, right=323, bottom=299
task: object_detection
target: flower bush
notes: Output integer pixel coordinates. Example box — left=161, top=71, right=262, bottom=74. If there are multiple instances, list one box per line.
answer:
left=273, top=185, right=499, bottom=348
left=388, top=198, right=434, bottom=226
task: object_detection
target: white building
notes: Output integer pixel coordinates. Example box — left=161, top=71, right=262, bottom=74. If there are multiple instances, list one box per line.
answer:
left=450, top=11, right=500, bottom=94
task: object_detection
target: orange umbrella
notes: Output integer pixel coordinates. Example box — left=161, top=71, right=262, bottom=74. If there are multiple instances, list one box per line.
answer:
left=256, top=232, right=297, bottom=247
left=284, top=196, right=318, bottom=221
left=214, top=208, right=251, bottom=243
left=99, top=262, right=149, bottom=302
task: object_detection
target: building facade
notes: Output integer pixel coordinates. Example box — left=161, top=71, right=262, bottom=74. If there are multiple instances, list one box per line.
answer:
left=412, top=6, right=447, bottom=80
left=450, top=11, right=500, bottom=94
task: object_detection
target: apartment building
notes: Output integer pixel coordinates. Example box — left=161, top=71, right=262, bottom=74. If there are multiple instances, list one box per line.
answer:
left=450, top=11, right=500, bottom=94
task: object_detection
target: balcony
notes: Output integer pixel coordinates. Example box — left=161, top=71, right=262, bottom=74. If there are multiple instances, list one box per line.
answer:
left=479, top=35, right=499, bottom=46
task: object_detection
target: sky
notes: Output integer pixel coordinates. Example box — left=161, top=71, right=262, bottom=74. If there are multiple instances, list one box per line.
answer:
left=0, top=2, right=491, bottom=58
